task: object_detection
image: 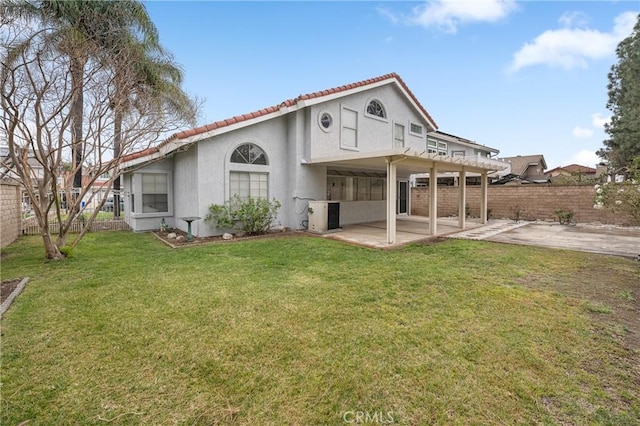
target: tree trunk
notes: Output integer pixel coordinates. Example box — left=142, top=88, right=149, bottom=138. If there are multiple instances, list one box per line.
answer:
left=113, top=107, right=122, bottom=218
left=70, top=56, right=85, bottom=212
left=43, top=232, right=64, bottom=260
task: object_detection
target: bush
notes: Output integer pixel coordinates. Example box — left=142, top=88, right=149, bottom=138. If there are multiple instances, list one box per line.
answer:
left=594, top=157, right=640, bottom=225
left=510, top=205, right=525, bottom=223
left=553, top=208, right=574, bottom=225
left=205, top=196, right=281, bottom=235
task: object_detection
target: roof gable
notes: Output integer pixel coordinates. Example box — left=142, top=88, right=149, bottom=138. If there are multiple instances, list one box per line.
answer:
left=171, top=72, right=437, bottom=143
left=547, top=164, right=597, bottom=174
left=499, top=155, right=547, bottom=176
left=122, top=73, right=438, bottom=164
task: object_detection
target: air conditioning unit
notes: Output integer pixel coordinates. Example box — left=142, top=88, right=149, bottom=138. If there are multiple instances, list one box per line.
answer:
left=308, top=201, right=340, bottom=233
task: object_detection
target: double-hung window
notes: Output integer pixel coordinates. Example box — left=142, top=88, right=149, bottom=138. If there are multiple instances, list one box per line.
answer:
left=141, top=173, right=169, bottom=213
left=341, top=107, right=358, bottom=149
left=394, top=123, right=405, bottom=148
left=230, top=172, right=268, bottom=200
left=229, top=143, right=269, bottom=201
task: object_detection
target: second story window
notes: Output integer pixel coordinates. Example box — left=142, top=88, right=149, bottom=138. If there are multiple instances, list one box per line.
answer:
left=366, top=100, right=386, bottom=119
left=410, top=122, right=423, bottom=136
left=341, top=107, right=358, bottom=149
left=394, top=123, right=405, bottom=148
left=428, top=138, right=448, bottom=156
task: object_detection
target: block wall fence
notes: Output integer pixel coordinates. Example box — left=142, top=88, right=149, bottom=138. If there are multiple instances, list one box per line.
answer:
left=1, top=179, right=22, bottom=248
left=411, top=185, right=630, bottom=225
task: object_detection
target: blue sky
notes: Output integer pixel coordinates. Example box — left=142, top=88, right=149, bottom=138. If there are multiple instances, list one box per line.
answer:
left=144, top=1, right=639, bottom=170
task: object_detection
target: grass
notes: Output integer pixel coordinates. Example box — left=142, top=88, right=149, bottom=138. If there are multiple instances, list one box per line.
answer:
left=1, top=232, right=638, bottom=425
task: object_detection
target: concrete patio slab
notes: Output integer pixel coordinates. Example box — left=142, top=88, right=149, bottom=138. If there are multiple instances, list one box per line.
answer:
left=482, top=222, right=640, bottom=259
left=318, top=216, right=486, bottom=249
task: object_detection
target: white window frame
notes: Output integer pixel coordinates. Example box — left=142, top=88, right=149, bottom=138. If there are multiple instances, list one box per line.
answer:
left=229, top=171, right=269, bottom=201
left=364, top=98, right=388, bottom=122
left=131, top=170, right=173, bottom=218
left=318, top=111, right=333, bottom=133
left=340, top=105, right=359, bottom=151
left=409, top=121, right=424, bottom=137
left=393, top=122, right=405, bottom=148
left=428, top=138, right=448, bottom=156
left=226, top=141, right=271, bottom=201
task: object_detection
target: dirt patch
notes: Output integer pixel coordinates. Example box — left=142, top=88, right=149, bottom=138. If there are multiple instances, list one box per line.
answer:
left=153, top=228, right=301, bottom=248
left=1, top=279, right=22, bottom=305
left=516, top=264, right=640, bottom=351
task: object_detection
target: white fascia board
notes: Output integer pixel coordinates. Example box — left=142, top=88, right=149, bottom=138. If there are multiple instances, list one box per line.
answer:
left=298, top=79, right=395, bottom=108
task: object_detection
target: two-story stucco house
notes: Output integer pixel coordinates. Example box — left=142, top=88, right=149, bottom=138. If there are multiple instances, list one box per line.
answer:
left=120, top=73, right=503, bottom=245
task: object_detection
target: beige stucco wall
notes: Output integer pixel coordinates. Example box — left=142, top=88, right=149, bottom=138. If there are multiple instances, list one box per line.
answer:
left=411, top=185, right=631, bottom=225
left=1, top=179, right=22, bottom=248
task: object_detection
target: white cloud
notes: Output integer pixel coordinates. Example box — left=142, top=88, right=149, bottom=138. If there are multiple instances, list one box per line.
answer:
left=558, top=11, right=590, bottom=29
left=591, top=112, right=610, bottom=129
left=509, top=11, right=637, bottom=72
left=573, top=126, right=594, bottom=138
left=377, top=7, right=400, bottom=25
left=380, top=0, right=518, bottom=34
left=567, top=150, right=601, bottom=168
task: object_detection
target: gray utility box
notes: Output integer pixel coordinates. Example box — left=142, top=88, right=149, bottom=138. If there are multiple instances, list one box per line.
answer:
left=308, top=201, right=340, bottom=233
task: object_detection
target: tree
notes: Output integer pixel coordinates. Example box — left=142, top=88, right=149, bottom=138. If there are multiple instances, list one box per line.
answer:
left=1, top=0, right=162, bottom=210
left=597, top=14, right=640, bottom=174
left=109, top=37, right=196, bottom=217
left=594, top=157, right=640, bottom=224
left=1, top=20, right=196, bottom=259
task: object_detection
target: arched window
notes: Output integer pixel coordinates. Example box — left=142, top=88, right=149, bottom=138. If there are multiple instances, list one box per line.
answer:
left=366, top=100, right=386, bottom=118
left=229, top=143, right=269, bottom=200
left=230, top=143, right=267, bottom=165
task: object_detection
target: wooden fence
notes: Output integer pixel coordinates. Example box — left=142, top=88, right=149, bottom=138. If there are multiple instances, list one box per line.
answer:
left=22, top=218, right=130, bottom=235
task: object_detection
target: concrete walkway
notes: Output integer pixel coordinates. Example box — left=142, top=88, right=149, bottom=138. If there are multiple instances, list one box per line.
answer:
left=318, top=217, right=640, bottom=259
left=443, top=219, right=529, bottom=240
left=448, top=220, right=640, bottom=259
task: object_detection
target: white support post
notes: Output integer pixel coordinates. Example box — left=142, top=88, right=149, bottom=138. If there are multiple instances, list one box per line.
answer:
left=458, top=169, right=466, bottom=229
left=429, top=164, right=438, bottom=235
left=386, top=158, right=397, bottom=244
left=480, top=171, right=488, bottom=224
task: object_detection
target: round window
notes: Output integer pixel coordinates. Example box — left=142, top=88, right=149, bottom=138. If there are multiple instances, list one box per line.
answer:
left=319, top=112, right=333, bottom=131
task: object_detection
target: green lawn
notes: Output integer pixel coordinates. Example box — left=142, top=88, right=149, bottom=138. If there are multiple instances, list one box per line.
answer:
left=1, top=232, right=638, bottom=425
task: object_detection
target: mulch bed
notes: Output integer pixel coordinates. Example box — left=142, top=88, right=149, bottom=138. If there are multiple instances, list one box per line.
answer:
left=1, top=279, right=22, bottom=305
left=153, top=228, right=301, bottom=248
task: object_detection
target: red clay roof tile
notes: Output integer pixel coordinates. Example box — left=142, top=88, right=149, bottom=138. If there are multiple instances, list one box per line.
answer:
left=128, top=73, right=438, bottom=162
left=121, top=147, right=159, bottom=162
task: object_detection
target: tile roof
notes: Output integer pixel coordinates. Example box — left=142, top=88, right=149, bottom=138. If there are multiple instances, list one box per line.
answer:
left=547, top=164, right=597, bottom=174
left=120, top=147, right=158, bottom=163
left=122, top=73, right=438, bottom=164
left=169, top=73, right=436, bottom=143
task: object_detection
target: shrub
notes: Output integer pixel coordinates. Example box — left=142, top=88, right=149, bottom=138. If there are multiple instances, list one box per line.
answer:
left=510, top=205, right=525, bottom=223
left=594, top=157, right=640, bottom=224
left=553, top=208, right=574, bottom=225
left=205, top=196, right=282, bottom=235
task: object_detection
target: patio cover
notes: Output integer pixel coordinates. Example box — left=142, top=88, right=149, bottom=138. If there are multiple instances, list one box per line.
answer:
left=306, top=148, right=507, bottom=244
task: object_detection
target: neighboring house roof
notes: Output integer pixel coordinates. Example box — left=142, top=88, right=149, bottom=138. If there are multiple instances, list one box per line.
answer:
left=429, top=130, right=499, bottom=155
left=546, top=164, right=597, bottom=175
left=498, top=155, right=547, bottom=177
left=122, top=73, right=438, bottom=166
